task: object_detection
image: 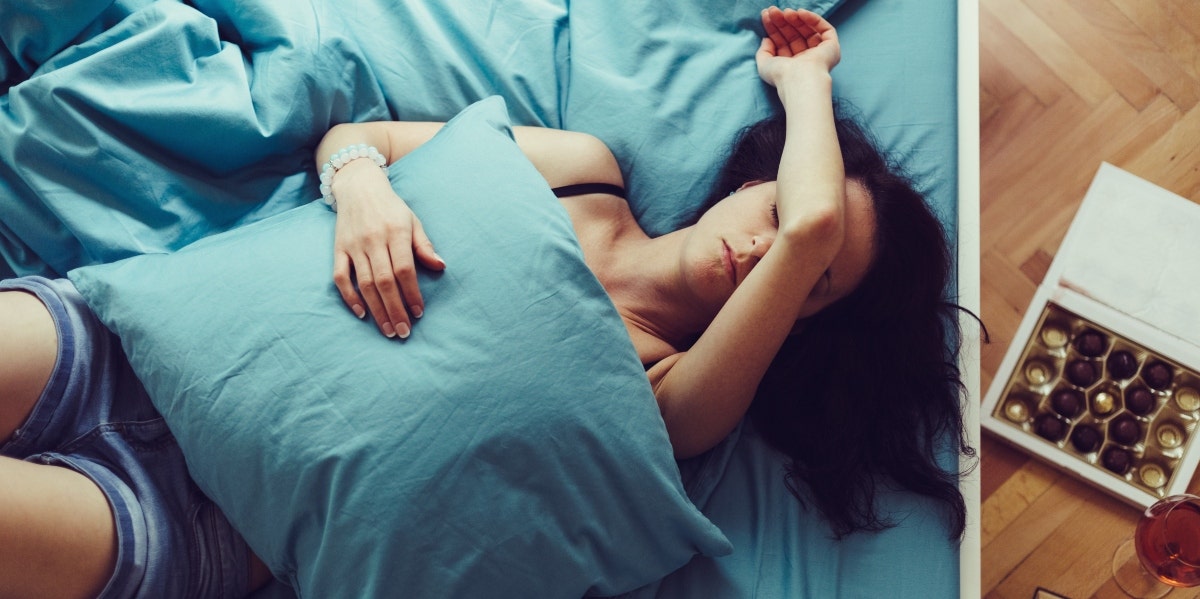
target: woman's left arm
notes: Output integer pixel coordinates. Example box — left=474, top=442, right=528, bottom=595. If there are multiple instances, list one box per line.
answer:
left=649, top=7, right=846, bottom=458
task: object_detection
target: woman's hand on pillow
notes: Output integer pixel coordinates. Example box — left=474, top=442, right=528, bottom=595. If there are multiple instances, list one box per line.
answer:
left=330, top=159, right=446, bottom=339
left=756, top=7, right=841, bottom=87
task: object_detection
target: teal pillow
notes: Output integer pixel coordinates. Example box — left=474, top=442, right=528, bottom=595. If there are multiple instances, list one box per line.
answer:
left=69, top=97, right=730, bottom=598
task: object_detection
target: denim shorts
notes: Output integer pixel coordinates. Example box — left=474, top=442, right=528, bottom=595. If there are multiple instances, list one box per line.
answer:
left=0, top=276, right=251, bottom=599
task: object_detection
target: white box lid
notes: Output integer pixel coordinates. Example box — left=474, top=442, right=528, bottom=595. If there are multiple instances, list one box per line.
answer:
left=1047, top=163, right=1200, bottom=351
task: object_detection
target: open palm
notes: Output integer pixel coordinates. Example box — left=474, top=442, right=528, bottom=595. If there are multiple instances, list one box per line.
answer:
left=756, top=7, right=840, bottom=87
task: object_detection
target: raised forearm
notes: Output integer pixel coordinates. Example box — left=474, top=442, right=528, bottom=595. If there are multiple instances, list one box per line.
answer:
left=775, top=67, right=844, bottom=235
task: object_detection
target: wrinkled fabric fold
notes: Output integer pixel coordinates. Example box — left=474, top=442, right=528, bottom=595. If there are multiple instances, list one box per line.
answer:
left=0, top=0, right=567, bottom=276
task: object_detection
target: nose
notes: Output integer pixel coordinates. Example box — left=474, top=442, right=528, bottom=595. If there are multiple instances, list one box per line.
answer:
left=750, top=233, right=774, bottom=260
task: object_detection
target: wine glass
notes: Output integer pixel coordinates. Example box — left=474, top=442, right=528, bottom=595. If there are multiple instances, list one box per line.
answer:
left=1113, top=494, right=1200, bottom=598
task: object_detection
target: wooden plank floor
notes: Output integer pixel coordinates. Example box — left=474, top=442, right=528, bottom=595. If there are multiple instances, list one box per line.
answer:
left=980, top=0, right=1200, bottom=597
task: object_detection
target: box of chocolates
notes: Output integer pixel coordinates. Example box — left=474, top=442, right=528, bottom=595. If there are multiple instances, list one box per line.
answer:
left=982, top=164, right=1200, bottom=507
left=989, top=300, right=1200, bottom=504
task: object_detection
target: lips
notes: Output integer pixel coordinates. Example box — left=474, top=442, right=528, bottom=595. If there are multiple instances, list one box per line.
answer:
left=722, top=241, right=737, bottom=285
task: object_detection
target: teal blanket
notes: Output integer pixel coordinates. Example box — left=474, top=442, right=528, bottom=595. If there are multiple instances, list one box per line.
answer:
left=0, top=0, right=842, bottom=277
left=1, top=0, right=963, bottom=596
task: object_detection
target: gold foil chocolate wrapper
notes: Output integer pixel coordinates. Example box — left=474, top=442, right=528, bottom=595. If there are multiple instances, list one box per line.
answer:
left=1156, top=423, right=1184, bottom=449
left=991, top=302, right=1200, bottom=499
left=1024, top=361, right=1053, bottom=386
left=1091, top=391, right=1117, bottom=416
left=1041, top=326, right=1068, bottom=349
left=1004, top=398, right=1030, bottom=422
left=1139, top=463, right=1166, bottom=488
left=1176, top=387, right=1200, bottom=412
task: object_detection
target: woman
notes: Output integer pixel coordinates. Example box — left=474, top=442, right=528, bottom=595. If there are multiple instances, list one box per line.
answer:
left=318, top=6, right=861, bottom=462
left=317, top=5, right=970, bottom=539
left=0, top=7, right=969, bottom=599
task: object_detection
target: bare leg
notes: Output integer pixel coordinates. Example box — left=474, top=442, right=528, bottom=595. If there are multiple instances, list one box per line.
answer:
left=0, top=289, right=276, bottom=597
left=0, top=291, right=57, bottom=442
left=0, top=291, right=116, bottom=598
left=0, top=456, right=118, bottom=599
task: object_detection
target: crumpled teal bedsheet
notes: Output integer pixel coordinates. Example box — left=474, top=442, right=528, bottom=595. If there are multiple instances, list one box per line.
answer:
left=0, top=0, right=963, bottom=596
left=0, top=0, right=843, bottom=278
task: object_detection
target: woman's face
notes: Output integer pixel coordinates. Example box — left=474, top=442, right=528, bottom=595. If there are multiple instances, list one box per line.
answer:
left=682, top=178, right=876, bottom=320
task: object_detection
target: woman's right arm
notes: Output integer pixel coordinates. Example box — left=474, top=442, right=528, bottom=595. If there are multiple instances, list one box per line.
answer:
left=313, top=121, right=621, bottom=339
left=758, top=7, right=845, bottom=247
left=645, top=7, right=848, bottom=457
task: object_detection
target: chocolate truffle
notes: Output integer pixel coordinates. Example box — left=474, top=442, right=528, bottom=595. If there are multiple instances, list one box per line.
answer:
left=1107, top=350, right=1138, bottom=380
left=1125, top=386, right=1156, bottom=416
left=1033, top=413, right=1068, bottom=442
left=1066, top=359, right=1098, bottom=388
left=1143, top=360, right=1174, bottom=390
left=1070, top=425, right=1103, bottom=453
left=1074, top=329, right=1107, bottom=357
left=1050, top=389, right=1085, bottom=418
left=1109, top=415, right=1141, bottom=446
left=1101, top=446, right=1132, bottom=475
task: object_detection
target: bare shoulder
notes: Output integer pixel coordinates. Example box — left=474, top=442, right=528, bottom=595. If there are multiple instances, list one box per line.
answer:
left=625, top=324, right=682, bottom=374
left=511, top=127, right=624, bottom=190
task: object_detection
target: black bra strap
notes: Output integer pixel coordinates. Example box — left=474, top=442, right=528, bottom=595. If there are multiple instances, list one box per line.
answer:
left=551, top=183, right=627, bottom=199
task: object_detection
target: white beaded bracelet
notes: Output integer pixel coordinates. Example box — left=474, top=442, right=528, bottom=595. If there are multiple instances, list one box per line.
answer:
left=318, top=143, right=387, bottom=211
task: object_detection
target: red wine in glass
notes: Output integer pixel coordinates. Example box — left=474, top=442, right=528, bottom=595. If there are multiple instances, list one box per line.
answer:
left=1115, top=494, right=1200, bottom=598
left=1135, top=495, right=1200, bottom=587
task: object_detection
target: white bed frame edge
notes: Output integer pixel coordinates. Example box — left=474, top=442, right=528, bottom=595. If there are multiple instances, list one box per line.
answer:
left=957, top=0, right=982, bottom=597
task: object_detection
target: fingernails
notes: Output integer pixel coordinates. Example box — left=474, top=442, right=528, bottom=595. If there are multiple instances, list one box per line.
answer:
left=383, top=322, right=396, bottom=338
left=353, top=304, right=366, bottom=319
left=411, top=305, right=423, bottom=319
left=433, top=252, right=446, bottom=267
left=396, top=323, right=411, bottom=339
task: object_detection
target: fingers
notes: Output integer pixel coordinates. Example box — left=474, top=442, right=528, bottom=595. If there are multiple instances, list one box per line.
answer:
left=411, top=218, right=446, bottom=272
left=761, top=7, right=796, bottom=57
left=761, top=6, right=830, bottom=53
left=350, top=247, right=422, bottom=340
left=341, top=241, right=418, bottom=339
left=788, top=7, right=835, bottom=35
left=351, top=256, right=387, bottom=334
left=371, top=245, right=416, bottom=338
left=783, top=11, right=820, bottom=46
left=349, top=252, right=400, bottom=338
left=333, top=201, right=442, bottom=340
left=333, top=253, right=367, bottom=320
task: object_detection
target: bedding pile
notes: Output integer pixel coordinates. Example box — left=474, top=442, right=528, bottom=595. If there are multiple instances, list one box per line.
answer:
left=2, top=0, right=965, bottom=597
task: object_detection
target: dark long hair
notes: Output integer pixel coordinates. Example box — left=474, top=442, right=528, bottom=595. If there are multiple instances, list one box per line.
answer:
left=698, top=106, right=976, bottom=540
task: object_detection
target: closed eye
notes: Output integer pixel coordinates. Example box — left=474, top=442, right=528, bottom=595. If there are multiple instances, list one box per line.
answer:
left=770, top=202, right=779, bottom=226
